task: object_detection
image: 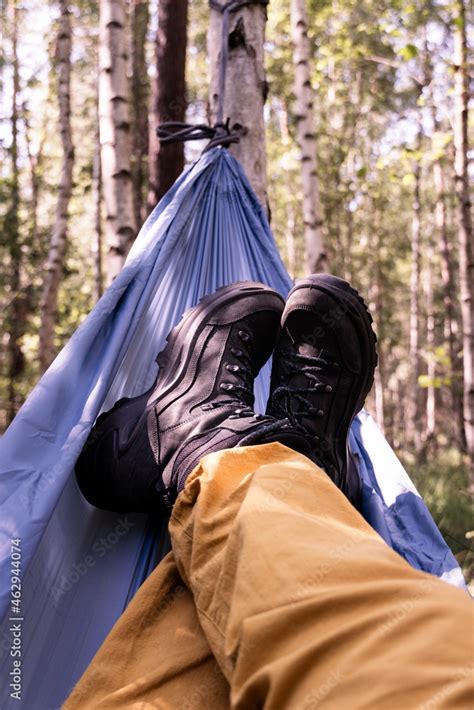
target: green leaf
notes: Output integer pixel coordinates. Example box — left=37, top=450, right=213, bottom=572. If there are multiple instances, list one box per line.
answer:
left=399, top=44, right=418, bottom=61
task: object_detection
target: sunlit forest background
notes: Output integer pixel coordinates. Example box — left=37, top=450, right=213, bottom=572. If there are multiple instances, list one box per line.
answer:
left=1, top=0, right=472, bottom=579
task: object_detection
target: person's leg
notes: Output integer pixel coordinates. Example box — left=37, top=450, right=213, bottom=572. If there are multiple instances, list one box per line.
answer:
left=68, top=281, right=309, bottom=710
left=63, top=551, right=230, bottom=709
left=74, top=276, right=472, bottom=708
left=170, top=442, right=473, bottom=710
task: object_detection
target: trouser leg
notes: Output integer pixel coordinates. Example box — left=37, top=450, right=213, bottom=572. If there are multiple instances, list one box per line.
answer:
left=170, top=442, right=473, bottom=710
left=63, top=551, right=229, bottom=709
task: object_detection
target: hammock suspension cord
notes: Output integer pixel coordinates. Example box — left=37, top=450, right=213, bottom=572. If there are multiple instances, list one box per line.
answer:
left=157, top=0, right=268, bottom=152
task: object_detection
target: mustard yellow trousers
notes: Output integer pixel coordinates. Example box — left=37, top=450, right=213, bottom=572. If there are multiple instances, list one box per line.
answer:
left=64, top=444, right=473, bottom=709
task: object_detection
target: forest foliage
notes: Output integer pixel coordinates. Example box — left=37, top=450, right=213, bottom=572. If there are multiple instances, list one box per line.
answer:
left=0, top=0, right=472, bottom=577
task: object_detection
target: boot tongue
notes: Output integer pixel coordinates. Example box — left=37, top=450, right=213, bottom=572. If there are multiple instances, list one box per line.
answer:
left=298, top=342, right=314, bottom=358
left=291, top=340, right=339, bottom=434
left=299, top=342, right=339, bottom=365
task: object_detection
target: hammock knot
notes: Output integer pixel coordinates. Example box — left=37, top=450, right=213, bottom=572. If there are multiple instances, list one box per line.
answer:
left=157, top=117, right=241, bottom=152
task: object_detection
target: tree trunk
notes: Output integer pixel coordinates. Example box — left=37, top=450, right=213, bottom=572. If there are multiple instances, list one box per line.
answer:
left=6, top=0, right=24, bottom=421
left=408, top=134, right=422, bottom=451
left=147, top=0, right=187, bottom=210
left=425, top=236, right=436, bottom=444
left=368, top=209, right=385, bottom=433
left=99, top=0, right=136, bottom=284
left=39, top=0, right=74, bottom=372
left=373, top=272, right=385, bottom=435
left=291, top=0, right=326, bottom=274
left=432, top=140, right=464, bottom=448
left=130, top=0, right=150, bottom=224
left=285, top=204, right=297, bottom=278
left=424, top=34, right=465, bottom=450
left=23, top=105, right=43, bottom=249
left=92, top=120, right=103, bottom=302
left=453, top=0, right=474, bottom=475
left=208, top=1, right=267, bottom=209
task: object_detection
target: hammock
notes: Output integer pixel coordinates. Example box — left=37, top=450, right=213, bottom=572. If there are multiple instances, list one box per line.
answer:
left=0, top=147, right=466, bottom=709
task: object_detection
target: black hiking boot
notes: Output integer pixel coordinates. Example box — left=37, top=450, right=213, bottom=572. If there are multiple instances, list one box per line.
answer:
left=75, top=282, right=310, bottom=513
left=266, top=274, right=377, bottom=507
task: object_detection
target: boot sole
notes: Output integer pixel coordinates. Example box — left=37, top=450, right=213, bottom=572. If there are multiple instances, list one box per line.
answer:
left=149, top=281, right=285, bottom=411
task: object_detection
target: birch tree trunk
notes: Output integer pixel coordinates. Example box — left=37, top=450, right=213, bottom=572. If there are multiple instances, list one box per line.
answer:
left=291, top=0, right=326, bottom=273
left=453, top=0, right=474, bottom=475
left=39, top=0, right=74, bottom=372
left=208, top=1, right=267, bottom=209
left=148, top=0, right=187, bottom=210
left=99, top=0, right=136, bottom=284
left=130, top=0, right=149, bottom=225
left=424, top=38, right=465, bottom=450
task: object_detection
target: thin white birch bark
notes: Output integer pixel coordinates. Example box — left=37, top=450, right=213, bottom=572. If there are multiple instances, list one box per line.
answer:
left=453, top=0, right=474, bottom=475
left=99, top=0, right=136, bottom=284
left=291, top=0, right=326, bottom=273
left=39, top=0, right=74, bottom=372
left=208, top=1, right=268, bottom=210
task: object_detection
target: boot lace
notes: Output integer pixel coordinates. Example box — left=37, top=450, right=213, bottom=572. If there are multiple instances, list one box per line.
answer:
left=201, top=330, right=265, bottom=420
left=269, top=350, right=338, bottom=434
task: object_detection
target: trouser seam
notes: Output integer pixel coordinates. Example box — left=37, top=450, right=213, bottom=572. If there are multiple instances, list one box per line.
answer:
left=170, top=518, right=227, bottom=639
left=194, top=604, right=226, bottom=640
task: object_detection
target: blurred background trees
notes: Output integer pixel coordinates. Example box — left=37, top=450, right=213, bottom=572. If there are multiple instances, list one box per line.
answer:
left=0, top=0, right=472, bottom=574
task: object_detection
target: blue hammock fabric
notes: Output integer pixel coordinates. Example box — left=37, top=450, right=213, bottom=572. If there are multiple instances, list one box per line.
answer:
left=0, top=147, right=466, bottom=709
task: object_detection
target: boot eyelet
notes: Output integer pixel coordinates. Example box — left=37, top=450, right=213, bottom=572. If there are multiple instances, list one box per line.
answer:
left=325, top=385, right=333, bottom=393
left=238, top=330, right=250, bottom=341
left=226, top=364, right=240, bottom=372
left=220, top=383, right=234, bottom=391
left=231, top=348, right=243, bottom=357
left=316, top=409, right=325, bottom=417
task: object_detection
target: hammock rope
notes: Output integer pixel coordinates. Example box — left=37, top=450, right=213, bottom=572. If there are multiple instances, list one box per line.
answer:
left=157, top=0, right=268, bottom=151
